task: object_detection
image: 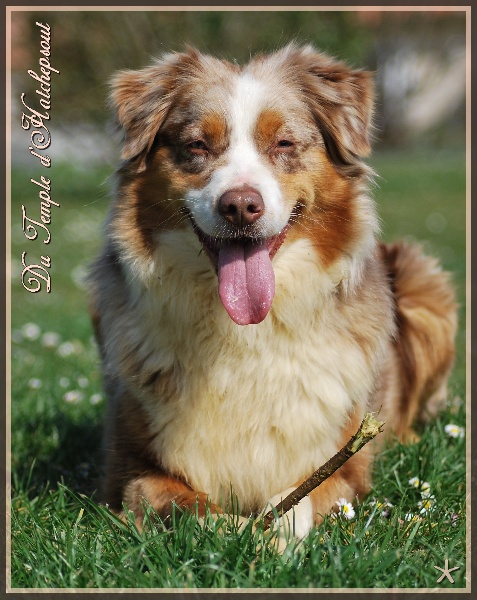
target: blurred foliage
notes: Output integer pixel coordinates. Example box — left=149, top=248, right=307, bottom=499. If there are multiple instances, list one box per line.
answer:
left=12, top=10, right=466, bottom=147
left=14, top=11, right=375, bottom=125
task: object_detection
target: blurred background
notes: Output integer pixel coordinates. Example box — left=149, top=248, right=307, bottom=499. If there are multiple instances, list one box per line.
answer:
left=11, top=9, right=466, bottom=165
left=9, top=10, right=467, bottom=493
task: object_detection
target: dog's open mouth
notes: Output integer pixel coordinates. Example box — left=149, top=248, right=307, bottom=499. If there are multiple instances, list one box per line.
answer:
left=189, top=216, right=290, bottom=326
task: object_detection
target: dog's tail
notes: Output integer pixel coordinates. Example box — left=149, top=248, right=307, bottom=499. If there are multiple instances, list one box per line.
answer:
left=379, top=241, right=458, bottom=433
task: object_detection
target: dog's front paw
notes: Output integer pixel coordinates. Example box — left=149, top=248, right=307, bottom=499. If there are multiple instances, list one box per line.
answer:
left=258, top=487, right=314, bottom=553
left=197, top=511, right=250, bottom=533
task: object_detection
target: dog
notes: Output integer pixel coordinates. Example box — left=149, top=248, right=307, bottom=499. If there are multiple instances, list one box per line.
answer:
left=88, top=44, right=457, bottom=542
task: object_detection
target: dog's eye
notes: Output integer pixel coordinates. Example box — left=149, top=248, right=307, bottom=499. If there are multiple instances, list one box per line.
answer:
left=187, top=140, right=208, bottom=155
left=275, top=140, right=295, bottom=152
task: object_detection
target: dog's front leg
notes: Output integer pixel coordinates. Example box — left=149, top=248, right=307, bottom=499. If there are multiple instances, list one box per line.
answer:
left=262, top=485, right=314, bottom=551
left=262, top=447, right=373, bottom=550
left=121, top=472, right=223, bottom=529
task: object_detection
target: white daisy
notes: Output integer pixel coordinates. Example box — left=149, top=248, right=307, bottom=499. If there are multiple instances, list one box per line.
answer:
left=336, top=498, right=355, bottom=520
left=12, top=330, right=23, bottom=343
left=370, top=498, right=394, bottom=517
left=21, top=323, right=41, bottom=340
left=77, top=376, right=89, bottom=388
left=70, top=264, right=88, bottom=290
left=58, top=342, right=76, bottom=357
left=420, top=481, right=431, bottom=496
left=57, top=340, right=83, bottom=357
left=418, top=495, right=436, bottom=514
left=409, top=477, right=431, bottom=496
left=28, top=378, right=42, bottom=390
left=444, top=424, right=465, bottom=439
left=63, top=390, right=84, bottom=404
left=41, top=332, right=61, bottom=348
left=404, top=513, right=420, bottom=523
left=90, top=393, right=103, bottom=405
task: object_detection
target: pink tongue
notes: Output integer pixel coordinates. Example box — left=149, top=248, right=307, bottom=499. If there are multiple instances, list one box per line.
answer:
left=218, top=240, right=275, bottom=325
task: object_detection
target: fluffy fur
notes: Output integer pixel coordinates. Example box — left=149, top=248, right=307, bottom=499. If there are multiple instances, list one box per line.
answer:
left=88, top=44, right=457, bottom=540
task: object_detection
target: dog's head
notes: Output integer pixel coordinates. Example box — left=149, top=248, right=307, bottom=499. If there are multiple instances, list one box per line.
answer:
left=109, top=44, right=375, bottom=325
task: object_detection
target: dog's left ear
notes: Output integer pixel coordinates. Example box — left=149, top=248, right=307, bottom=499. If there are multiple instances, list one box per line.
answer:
left=294, top=46, right=374, bottom=166
left=109, top=66, right=171, bottom=171
left=109, top=48, right=203, bottom=172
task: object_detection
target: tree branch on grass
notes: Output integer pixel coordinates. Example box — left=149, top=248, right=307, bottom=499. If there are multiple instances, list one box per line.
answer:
left=261, top=412, right=385, bottom=531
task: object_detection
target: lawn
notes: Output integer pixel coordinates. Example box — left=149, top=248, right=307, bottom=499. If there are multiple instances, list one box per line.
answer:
left=9, top=148, right=467, bottom=589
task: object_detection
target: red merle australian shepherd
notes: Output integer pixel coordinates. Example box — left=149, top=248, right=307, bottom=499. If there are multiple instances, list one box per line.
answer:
left=88, top=44, right=457, bottom=543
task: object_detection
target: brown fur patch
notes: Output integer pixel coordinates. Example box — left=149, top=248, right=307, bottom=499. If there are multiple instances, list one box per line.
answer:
left=282, top=148, right=359, bottom=268
left=254, top=108, right=285, bottom=149
left=379, top=241, right=457, bottom=434
left=111, top=148, right=211, bottom=257
left=123, top=474, right=222, bottom=527
left=200, top=112, right=229, bottom=153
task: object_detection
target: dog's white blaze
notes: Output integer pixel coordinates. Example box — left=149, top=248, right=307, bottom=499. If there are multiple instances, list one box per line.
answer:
left=185, top=72, right=290, bottom=238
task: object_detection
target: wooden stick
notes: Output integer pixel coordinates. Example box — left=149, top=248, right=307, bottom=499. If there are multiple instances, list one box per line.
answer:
left=261, top=412, right=385, bottom=531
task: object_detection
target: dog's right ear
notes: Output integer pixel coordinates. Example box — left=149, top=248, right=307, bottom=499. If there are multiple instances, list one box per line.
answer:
left=109, top=48, right=202, bottom=171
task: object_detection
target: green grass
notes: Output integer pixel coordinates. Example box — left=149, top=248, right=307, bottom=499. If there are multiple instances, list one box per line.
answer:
left=9, top=149, right=467, bottom=589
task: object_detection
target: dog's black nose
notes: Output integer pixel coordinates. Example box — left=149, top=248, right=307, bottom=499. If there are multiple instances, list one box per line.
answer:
left=218, top=187, right=265, bottom=227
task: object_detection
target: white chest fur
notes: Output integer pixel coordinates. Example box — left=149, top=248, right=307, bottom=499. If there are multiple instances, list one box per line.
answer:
left=116, top=233, right=379, bottom=513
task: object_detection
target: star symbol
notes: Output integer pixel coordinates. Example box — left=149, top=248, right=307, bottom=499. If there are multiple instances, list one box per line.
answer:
left=434, top=558, right=459, bottom=583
